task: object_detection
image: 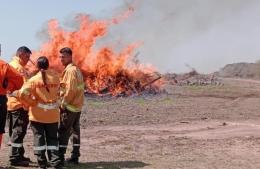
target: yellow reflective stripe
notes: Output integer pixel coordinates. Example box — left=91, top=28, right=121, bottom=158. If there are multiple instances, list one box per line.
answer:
left=77, top=83, right=85, bottom=90
left=61, top=83, right=84, bottom=91
left=63, top=102, right=80, bottom=112
left=21, top=87, right=30, bottom=95
left=66, top=104, right=80, bottom=112
left=76, top=70, right=83, bottom=80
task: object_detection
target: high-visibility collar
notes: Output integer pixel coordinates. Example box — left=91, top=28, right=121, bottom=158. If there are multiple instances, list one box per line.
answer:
left=64, top=63, right=74, bottom=72
left=12, top=56, right=24, bottom=67
left=62, top=63, right=74, bottom=77
left=35, top=69, right=51, bottom=76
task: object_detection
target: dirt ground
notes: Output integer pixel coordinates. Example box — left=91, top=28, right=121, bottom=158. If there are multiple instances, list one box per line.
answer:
left=2, top=78, right=260, bottom=169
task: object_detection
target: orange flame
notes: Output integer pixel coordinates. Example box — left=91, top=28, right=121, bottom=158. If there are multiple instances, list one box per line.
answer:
left=30, top=8, right=161, bottom=96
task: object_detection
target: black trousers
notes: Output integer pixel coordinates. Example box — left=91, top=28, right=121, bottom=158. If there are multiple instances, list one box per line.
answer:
left=0, top=95, right=7, bottom=134
left=31, top=121, right=61, bottom=168
left=9, top=108, right=29, bottom=162
left=58, top=108, right=81, bottom=160
left=7, top=112, right=13, bottom=138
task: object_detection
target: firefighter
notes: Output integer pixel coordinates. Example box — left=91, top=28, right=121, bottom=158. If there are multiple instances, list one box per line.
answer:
left=0, top=59, right=23, bottom=148
left=7, top=46, right=32, bottom=167
left=17, top=56, right=62, bottom=169
left=58, top=47, right=84, bottom=165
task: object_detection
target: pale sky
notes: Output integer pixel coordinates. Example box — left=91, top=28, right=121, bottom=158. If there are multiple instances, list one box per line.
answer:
left=1, top=0, right=260, bottom=73
left=0, top=0, right=122, bottom=60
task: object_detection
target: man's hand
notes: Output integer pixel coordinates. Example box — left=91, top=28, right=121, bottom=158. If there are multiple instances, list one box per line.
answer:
left=7, top=90, right=18, bottom=97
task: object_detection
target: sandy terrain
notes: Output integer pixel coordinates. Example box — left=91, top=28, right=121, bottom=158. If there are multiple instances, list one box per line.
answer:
left=1, top=78, right=260, bottom=169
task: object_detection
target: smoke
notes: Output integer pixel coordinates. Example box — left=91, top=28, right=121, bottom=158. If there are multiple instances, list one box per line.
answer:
left=101, top=0, right=260, bottom=73
left=36, top=13, right=90, bottom=44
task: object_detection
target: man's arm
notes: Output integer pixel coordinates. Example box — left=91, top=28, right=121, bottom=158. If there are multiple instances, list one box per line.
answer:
left=61, top=70, right=78, bottom=108
left=17, top=80, right=37, bottom=107
left=5, top=64, right=23, bottom=92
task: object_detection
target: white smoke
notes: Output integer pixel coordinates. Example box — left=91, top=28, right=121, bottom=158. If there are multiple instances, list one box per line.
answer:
left=100, top=0, right=260, bottom=73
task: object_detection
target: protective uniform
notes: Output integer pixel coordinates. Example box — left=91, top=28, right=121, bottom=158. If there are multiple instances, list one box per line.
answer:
left=58, top=63, right=84, bottom=163
left=18, top=69, right=62, bottom=168
left=7, top=56, right=30, bottom=162
left=0, top=59, right=23, bottom=148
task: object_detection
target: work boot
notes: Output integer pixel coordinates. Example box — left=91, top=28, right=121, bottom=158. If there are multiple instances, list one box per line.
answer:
left=59, top=155, right=65, bottom=166
left=49, top=164, right=64, bottom=169
left=21, top=156, right=31, bottom=162
left=10, top=160, right=29, bottom=167
left=66, top=157, right=79, bottom=164
left=38, top=167, right=47, bottom=169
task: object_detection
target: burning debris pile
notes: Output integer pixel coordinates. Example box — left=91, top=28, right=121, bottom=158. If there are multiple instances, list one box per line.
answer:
left=164, top=70, right=222, bottom=86
left=29, top=11, right=163, bottom=97
left=85, top=70, right=162, bottom=97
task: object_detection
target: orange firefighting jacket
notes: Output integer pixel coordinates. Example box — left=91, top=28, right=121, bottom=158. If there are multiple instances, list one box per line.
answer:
left=0, top=59, right=23, bottom=95
left=60, top=63, right=84, bottom=112
left=0, top=59, right=23, bottom=145
left=7, top=56, right=30, bottom=111
left=18, top=69, right=60, bottom=123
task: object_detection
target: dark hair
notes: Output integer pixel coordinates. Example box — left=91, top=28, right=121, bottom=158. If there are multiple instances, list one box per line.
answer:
left=37, top=56, right=49, bottom=70
left=37, top=56, right=50, bottom=92
left=59, top=47, right=72, bottom=56
left=17, top=46, right=32, bottom=54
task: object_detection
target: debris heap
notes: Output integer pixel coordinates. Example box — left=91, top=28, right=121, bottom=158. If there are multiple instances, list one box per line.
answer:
left=164, top=70, right=222, bottom=86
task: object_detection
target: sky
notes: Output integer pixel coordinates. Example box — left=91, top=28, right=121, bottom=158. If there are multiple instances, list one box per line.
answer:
left=1, top=0, right=260, bottom=73
left=0, top=0, right=123, bottom=60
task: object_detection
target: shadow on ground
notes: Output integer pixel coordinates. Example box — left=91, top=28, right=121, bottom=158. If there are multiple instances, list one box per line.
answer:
left=65, top=161, right=149, bottom=169
left=0, top=161, right=148, bottom=169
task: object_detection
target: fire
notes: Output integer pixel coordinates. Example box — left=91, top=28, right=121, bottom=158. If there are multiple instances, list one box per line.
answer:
left=29, top=8, right=162, bottom=96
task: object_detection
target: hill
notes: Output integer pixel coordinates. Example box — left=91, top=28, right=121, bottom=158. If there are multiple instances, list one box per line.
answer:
left=217, top=62, right=260, bottom=79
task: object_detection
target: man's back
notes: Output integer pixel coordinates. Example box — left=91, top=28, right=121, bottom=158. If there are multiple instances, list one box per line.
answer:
left=0, top=59, right=23, bottom=147
left=61, top=63, right=84, bottom=112
left=19, top=69, right=60, bottom=123
left=0, top=59, right=23, bottom=95
left=7, top=56, right=28, bottom=111
left=0, top=60, right=9, bottom=94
